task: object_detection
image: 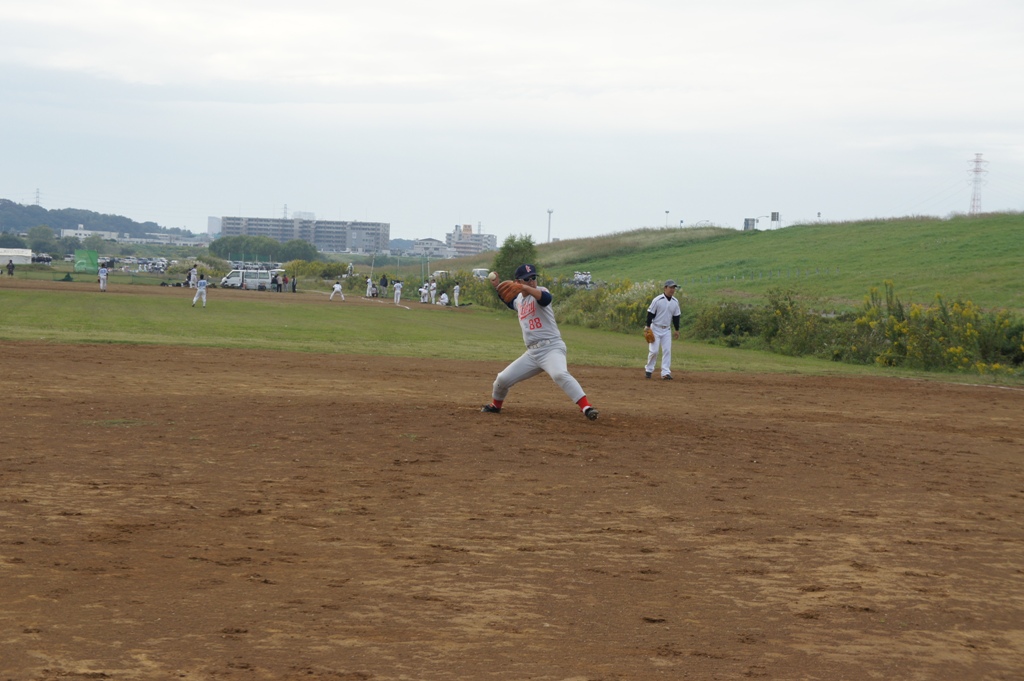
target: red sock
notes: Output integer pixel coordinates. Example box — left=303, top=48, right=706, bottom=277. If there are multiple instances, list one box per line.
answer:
left=492, top=399, right=504, bottom=409
left=576, top=397, right=592, bottom=411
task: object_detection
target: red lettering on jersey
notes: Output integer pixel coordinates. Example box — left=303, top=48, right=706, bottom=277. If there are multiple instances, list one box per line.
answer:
left=519, top=297, right=536, bottom=320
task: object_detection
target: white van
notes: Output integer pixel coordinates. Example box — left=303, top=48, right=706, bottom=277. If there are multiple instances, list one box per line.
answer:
left=472, top=268, right=490, bottom=280
left=220, top=269, right=273, bottom=289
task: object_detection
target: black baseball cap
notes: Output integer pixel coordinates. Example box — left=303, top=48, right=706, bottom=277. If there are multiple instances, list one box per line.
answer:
left=515, top=264, right=537, bottom=280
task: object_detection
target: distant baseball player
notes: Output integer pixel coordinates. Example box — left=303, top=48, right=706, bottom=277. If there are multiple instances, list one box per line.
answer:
left=438, top=291, right=449, bottom=306
left=644, top=279, right=682, bottom=379
left=365, top=276, right=373, bottom=297
left=189, top=265, right=198, bottom=289
left=192, top=274, right=208, bottom=308
left=393, top=280, right=403, bottom=304
left=453, top=281, right=461, bottom=307
left=429, top=279, right=437, bottom=304
left=481, top=264, right=599, bottom=421
left=98, top=263, right=109, bottom=292
left=330, top=281, right=345, bottom=301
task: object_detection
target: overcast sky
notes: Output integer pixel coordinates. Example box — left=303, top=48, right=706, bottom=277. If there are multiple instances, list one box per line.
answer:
left=2, top=0, right=1022, bottom=243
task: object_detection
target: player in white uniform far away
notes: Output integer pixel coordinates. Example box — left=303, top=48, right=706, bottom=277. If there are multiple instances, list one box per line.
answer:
left=393, top=280, right=403, bottom=304
left=453, top=281, right=461, bottom=307
left=330, top=281, right=345, bottom=301
left=192, top=274, right=208, bottom=308
left=98, top=263, right=109, bottom=292
left=644, top=279, right=682, bottom=379
left=481, top=264, right=599, bottom=421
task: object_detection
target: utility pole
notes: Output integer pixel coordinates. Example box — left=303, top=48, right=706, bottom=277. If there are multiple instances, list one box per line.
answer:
left=969, top=153, right=987, bottom=215
left=547, top=209, right=553, bottom=243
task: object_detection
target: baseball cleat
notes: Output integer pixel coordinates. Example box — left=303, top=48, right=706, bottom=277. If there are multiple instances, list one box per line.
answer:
left=662, top=374, right=673, bottom=380
left=645, top=371, right=651, bottom=379
left=481, top=404, right=501, bottom=414
left=584, top=406, right=599, bottom=421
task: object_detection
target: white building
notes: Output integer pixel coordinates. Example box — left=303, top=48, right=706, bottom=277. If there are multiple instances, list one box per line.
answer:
left=412, top=238, right=456, bottom=259
left=445, top=224, right=498, bottom=257
left=220, top=216, right=390, bottom=253
left=60, top=227, right=119, bottom=240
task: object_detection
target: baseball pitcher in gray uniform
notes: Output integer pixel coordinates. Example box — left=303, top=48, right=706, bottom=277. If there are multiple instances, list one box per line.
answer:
left=482, top=264, right=599, bottom=421
left=645, top=279, right=682, bottom=379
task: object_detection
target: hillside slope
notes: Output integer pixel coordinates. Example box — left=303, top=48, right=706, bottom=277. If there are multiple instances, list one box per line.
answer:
left=445, top=214, right=1023, bottom=312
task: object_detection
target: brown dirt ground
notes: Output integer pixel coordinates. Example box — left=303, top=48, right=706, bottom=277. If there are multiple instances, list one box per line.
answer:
left=2, top=279, right=1024, bottom=680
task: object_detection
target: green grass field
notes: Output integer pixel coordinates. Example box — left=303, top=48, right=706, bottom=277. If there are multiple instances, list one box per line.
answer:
left=440, top=213, right=1024, bottom=313
left=2, top=285, right=1012, bottom=384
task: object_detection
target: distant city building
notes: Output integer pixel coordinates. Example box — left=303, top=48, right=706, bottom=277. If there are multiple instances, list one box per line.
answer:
left=445, top=224, right=498, bottom=257
left=60, top=227, right=119, bottom=241
left=58, top=226, right=206, bottom=246
left=219, top=216, right=390, bottom=254
left=411, top=238, right=456, bottom=259
left=207, top=216, right=222, bottom=235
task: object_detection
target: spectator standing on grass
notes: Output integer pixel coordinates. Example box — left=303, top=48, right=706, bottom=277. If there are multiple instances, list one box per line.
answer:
left=379, top=273, right=388, bottom=299
left=6, top=260, right=14, bottom=277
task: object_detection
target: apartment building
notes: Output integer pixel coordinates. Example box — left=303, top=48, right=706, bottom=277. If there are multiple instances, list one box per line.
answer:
left=220, top=216, right=390, bottom=253
left=446, top=224, right=498, bottom=257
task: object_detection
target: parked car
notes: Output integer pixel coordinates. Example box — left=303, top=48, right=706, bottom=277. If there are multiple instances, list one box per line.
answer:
left=220, top=269, right=273, bottom=289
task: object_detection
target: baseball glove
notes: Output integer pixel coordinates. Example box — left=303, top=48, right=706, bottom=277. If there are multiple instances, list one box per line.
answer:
left=643, top=327, right=655, bottom=343
left=496, top=280, right=523, bottom=304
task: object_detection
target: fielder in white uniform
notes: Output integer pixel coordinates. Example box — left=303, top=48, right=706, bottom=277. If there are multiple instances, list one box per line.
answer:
left=98, top=264, right=109, bottom=292
left=365, top=277, right=373, bottom=297
left=393, top=280, right=403, bottom=304
left=330, top=281, right=345, bottom=301
left=429, top=279, right=437, bottom=304
left=644, top=279, right=682, bottom=380
left=453, top=282, right=460, bottom=307
left=192, top=274, right=208, bottom=307
left=189, top=266, right=198, bottom=289
left=482, top=264, right=599, bottom=421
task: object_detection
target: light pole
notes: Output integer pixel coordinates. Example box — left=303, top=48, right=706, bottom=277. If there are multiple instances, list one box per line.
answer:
left=547, top=209, right=553, bottom=243
left=665, top=211, right=669, bottom=228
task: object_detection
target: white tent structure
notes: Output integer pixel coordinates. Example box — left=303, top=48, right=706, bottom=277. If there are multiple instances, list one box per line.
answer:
left=0, top=248, right=34, bottom=265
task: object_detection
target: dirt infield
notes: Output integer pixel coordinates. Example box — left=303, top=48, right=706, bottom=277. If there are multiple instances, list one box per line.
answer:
left=2, top=326, right=1024, bottom=678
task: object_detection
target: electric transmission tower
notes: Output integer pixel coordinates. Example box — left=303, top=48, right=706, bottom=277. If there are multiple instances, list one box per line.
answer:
left=969, top=153, right=987, bottom=215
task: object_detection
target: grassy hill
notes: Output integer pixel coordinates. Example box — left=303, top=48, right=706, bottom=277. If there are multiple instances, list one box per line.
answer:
left=440, top=213, right=1024, bottom=313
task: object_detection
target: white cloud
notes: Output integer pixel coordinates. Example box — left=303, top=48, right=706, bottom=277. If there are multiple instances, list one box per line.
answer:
left=1, top=0, right=1022, bottom=238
